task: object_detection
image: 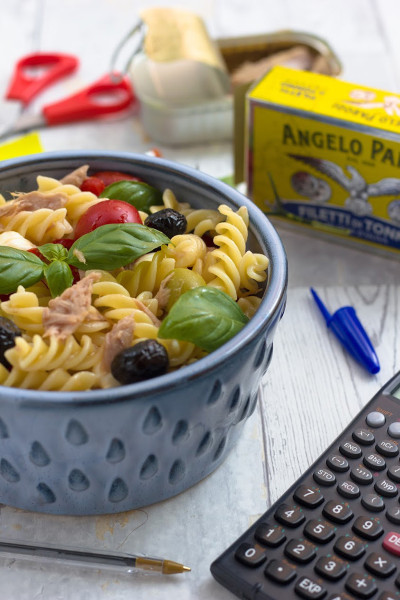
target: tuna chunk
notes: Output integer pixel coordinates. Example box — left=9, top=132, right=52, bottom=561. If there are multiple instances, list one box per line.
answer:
left=43, top=272, right=101, bottom=340
left=155, top=273, right=173, bottom=312
left=0, top=192, right=68, bottom=218
left=102, top=317, right=135, bottom=371
left=60, top=165, right=89, bottom=187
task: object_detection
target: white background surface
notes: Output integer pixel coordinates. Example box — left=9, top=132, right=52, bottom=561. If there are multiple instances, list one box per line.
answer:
left=0, top=1, right=400, bottom=599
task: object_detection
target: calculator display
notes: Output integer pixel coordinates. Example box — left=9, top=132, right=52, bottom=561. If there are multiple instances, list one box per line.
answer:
left=390, top=382, right=400, bottom=399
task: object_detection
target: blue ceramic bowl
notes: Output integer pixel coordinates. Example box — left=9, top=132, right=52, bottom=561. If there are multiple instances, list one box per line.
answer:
left=0, top=151, right=287, bottom=515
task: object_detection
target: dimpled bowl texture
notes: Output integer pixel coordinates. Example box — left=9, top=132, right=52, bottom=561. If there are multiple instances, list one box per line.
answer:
left=0, top=151, right=287, bottom=515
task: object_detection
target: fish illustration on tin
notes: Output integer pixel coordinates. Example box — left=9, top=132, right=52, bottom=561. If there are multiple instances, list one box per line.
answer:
left=288, top=153, right=400, bottom=217
left=291, top=170, right=331, bottom=202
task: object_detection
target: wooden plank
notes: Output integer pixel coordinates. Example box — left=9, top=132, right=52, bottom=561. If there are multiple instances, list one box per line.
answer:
left=259, top=284, right=400, bottom=504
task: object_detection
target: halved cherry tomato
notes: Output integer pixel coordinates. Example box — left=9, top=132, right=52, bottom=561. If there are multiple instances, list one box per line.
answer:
left=92, top=171, right=142, bottom=187
left=80, top=177, right=106, bottom=196
left=74, top=199, right=142, bottom=240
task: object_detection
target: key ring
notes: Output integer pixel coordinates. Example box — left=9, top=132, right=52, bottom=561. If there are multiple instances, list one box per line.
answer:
left=109, top=20, right=146, bottom=83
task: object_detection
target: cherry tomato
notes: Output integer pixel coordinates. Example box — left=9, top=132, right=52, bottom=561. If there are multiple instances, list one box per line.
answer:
left=52, top=238, right=74, bottom=250
left=80, top=177, right=105, bottom=196
left=28, top=247, right=47, bottom=262
left=68, top=265, right=80, bottom=284
left=74, top=199, right=142, bottom=239
left=201, top=233, right=216, bottom=248
left=146, top=147, right=163, bottom=158
left=92, top=171, right=142, bottom=187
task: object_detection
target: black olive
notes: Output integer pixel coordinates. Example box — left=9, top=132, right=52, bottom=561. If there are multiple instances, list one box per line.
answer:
left=0, top=317, right=21, bottom=369
left=145, top=209, right=187, bottom=238
left=111, top=340, right=169, bottom=385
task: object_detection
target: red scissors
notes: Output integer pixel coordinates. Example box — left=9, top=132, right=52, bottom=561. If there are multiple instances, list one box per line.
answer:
left=0, top=52, right=136, bottom=140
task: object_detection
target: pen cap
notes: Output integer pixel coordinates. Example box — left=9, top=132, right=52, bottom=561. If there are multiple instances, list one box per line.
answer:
left=328, top=306, right=380, bottom=374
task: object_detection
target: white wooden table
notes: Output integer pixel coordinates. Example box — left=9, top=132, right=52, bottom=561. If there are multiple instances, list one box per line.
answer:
left=0, top=1, right=399, bottom=598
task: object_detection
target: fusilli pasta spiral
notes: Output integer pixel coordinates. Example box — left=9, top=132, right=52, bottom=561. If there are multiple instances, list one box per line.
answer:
left=5, top=334, right=102, bottom=372
left=0, top=208, right=72, bottom=244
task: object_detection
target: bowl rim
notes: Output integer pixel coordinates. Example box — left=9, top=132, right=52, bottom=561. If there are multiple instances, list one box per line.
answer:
left=0, top=150, right=287, bottom=407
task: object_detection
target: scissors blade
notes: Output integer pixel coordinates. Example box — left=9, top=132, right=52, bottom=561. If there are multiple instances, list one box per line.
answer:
left=0, top=99, right=24, bottom=140
left=0, top=112, right=45, bottom=142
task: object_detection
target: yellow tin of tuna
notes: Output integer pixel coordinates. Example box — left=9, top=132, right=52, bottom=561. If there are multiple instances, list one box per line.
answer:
left=246, top=65, right=400, bottom=254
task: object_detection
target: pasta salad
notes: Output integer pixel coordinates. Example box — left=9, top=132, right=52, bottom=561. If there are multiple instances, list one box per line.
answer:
left=0, top=165, right=269, bottom=391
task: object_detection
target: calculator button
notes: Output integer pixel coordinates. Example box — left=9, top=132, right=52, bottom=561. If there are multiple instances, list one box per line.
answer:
left=374, top=477, right=398, bottom=497
left=361, top=493, right=385, bottom=512
left=314, top=555, right=347, bottom=581
left=345, top=572, right=377, bottom=598
left=323, top=500, right=353, bottom=524
left=327, top=454, right=349, bottom=473
left=364, top=551, right=396, bottom=577
left=254, top=523, right=286, bottom=547
left=353, top=429, right=375, bottom=445
left=275, top=503, right=305, bottom=527
left=295, top=576, right=327, bottom=599
left=352, top=516, right=384, bottom=540
left=334, top=535, right=366, bottom=560
left=350, top=465, right=373, bottom=485
left=388, top=421, right=400, bottom=438
left=383, top=531, right=400, bottom=557
left=363, top=452, right=386, bottom=471
left=366, top=411, right=386, bottom=428
left=338, top=480, right=361, bottom=499
left=379, top=592, right=400, bottom=600
left=339, top=441, right=362, bottom=459
left=234, top=542, right=268, bottom=567
left=264, top=558, right=296, bottom=584
left=376, top=439, right=399, bottom=457
left=386, top=506, right=400, bottom=524
left=294, top=485, right=324, bottom=508
left=313, top=468, right=336, bottom=486
left=284, top=538, right=317, bottom=564
left=304, top=519, right=335, bottom=544
left=387, top=464, right=400, bottom=483
left=327, top=595, right=353, bottom=600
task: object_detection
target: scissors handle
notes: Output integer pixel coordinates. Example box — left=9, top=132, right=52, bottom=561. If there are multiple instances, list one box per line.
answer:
left=42, top=73, right=135, bottom=125
left=6, top=52, right=79, bottom=105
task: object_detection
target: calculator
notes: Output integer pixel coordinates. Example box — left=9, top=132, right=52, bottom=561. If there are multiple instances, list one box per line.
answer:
left=210, top=371, right=400, bottom=600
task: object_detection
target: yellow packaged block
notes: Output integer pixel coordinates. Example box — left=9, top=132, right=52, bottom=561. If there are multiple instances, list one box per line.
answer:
left=246, top=65, right=400, bottom=253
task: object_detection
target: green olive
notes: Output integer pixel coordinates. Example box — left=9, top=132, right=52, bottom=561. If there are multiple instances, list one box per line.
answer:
left=166, top=268, right=206, bottom=311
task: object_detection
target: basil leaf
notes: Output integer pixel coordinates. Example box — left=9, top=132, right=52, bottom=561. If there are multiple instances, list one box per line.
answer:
left=44, top=260, right=73, bottom=297
left=100, top=181, right=162, bottom=212
left=158, top=286, right=249, bottom=352
left=67, top=223, right=170, bottom=270
left=38, top=243, right=68, bottom=262
left=0, top=246, right=45, bottom=294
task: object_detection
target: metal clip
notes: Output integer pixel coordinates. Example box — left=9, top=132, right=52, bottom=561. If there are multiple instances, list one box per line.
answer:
left=109, top=19, right=146, bottom=82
